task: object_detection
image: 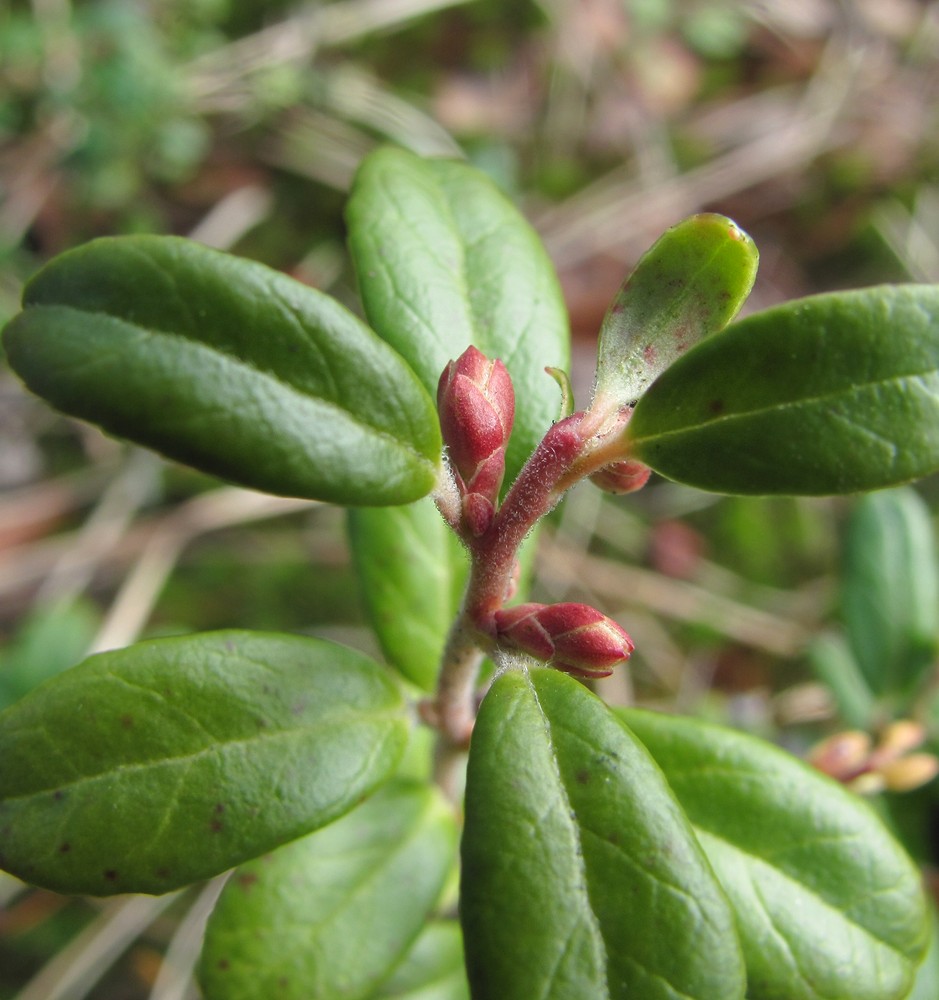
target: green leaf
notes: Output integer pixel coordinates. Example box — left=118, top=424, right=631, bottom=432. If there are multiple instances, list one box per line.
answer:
left=593, top=214, right=758, bottom=407
left=2, top=236, right=441, bottom=505
left=0, top=630, right=408, bottom=896
left=348, top=497, right=468, bottom=691
left=906, top=905, right=939, bottom=1000
left=620, top=708, right=929, bottom=1000
left=807, top=631, right=877, bottom=730
left=0, top=598, right=99, bottom=710
left=347, top=147, right=570, bottom=485
left=369, top=922, right=469, bottom=1000
left=626, top=285, right=939, bottom=495
left=200, top=780, right=457, bottom=1000
left=841, top=487, right=939, bottom=704
left=461, top=668, right=745, bottom=1000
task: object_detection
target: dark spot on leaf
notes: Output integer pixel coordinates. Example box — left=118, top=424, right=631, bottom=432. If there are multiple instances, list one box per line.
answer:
left=210, top=819, right=224, bottom=833
left=576, top=769, right=591, bottom=785
left=709, top=399, right=725, bottom=415
left=155, top=867, right=171, bottom=880
left=104, top=869, right=119, bottom=882
left=217, top=959, right=230, bottom=971
left=59, top=842, right=71, bottom=853
left=278, top=977, right=290, bottom=989
left=214, top=803, right=225, bottom=814
left=121, top=714, right=134, bottom=729
left=238, top=872, right=258, bottom=890
left=53, top=790, right=66, bottom=802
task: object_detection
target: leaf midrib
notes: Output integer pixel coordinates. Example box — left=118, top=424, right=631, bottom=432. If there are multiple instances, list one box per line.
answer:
left=2, top=708, right=400, bottom=804
left=28, top=303, right=436, bottom=468
left=631, top=368, right=939, bottom=445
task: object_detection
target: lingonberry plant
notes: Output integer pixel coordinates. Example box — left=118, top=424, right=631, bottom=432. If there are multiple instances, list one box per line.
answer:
left=2, top=146, right=939, bottom=1000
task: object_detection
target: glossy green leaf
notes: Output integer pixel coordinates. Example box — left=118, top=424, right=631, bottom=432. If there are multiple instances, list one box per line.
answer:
left=592, top=214, right=758, bottom=407
left=841, top=487, right=939, bottom=703
left=2, top=236, right=441, bottom=505
left=626, top=285, right=939, bottom=495
left=347, top=147, right=570, bottom=485
left=370, top=922, right=469, bottom=1000
left=200, top=781, right=457, bottom=1000
left=620, top=708, right=929, bottom=1000
left=0, top=630, right=408, bottom=896
left=348, top=497, right=468, bottom=691
left=461, top=668, right=745, bottom=1000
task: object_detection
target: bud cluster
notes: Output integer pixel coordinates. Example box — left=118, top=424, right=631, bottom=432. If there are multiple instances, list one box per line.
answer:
left=437, top=346, right=515, bottom=536
left=808, top=720, right=939, bottom=794
left=494, top=602, right=634, bottom=679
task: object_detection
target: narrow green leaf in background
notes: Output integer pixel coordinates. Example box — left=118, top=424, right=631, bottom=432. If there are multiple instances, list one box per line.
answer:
left=626, top=285, right=939, bottom=495
left=348, top=497, right=467, bottom=691
left=807, top=631, right=878, bottom=731
left=2, top=236, right=441, bottom=505
left=0, top=630, right=408, bottom=896
left=200, top=781, right=458, bottom=1000
left=621, top=708, right=929, bottom=1000
left=461, top=668, right=745, bottom=1000
left=347, top=146, right=570, bottom=486
left=369, top=922, right=469, bottom=1000
left=592, top=213, right=758, bottom=407
left=0, top=598, right=99, bottom=710
left=841, top=487, right=939, bottom=704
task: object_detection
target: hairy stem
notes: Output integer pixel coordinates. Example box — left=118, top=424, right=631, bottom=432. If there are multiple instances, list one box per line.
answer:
left=428, top=401, right=635, bottom=788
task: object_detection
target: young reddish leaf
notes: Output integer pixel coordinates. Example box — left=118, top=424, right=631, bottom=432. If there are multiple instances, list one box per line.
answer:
left=0, top=631, right=408, bottom=896
left=620, top=708, right=929, bottom=1000
left=461, top=668, right=745, bottom=1000
left=2, top=236, right=441, bottom=506
left=626, top=285, right=939, bottom=494
left=592, top=213, right=758, bottom=408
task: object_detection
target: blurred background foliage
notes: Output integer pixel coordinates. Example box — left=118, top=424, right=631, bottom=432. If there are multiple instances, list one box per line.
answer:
left=4, top=0, right=939, bottom=997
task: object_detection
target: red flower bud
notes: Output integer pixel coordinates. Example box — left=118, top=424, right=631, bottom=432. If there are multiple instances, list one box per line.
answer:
left=589, top=459, right=651, bottom=495
left=494, top=602, right=634, bottom=678
left=437, top=346, right=515, bottom=490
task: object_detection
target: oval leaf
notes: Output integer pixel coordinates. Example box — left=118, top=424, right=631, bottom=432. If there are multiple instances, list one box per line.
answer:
left=200, top=780, right=457, bottom=1000
left=461, top=668, right=745, bottom=1000
left=0, top=630, right=408, bottom=896
left=626, top=285, right=939, bottom=494
left=620, top=708, right=929, bottom=1000
left=348, top=498, right=468, bottom=691
left=370, top=922, right=469, bottom=1000
left=347, top=147, right=570, bottom=485
left=841, top=487, right=939, bottom=702
left=593, top=214, right=758, bottom=407
left=2, top=236, right=441, bottom=505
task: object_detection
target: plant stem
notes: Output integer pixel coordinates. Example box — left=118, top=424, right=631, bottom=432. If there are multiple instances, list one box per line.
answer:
left=428, top=402, right=634, bottom=775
